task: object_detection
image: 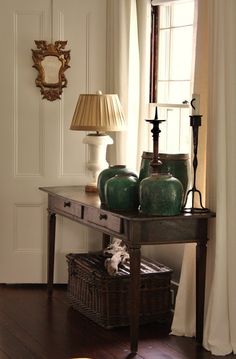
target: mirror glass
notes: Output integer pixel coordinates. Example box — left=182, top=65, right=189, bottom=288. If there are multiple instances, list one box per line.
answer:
left=41, top=56, right=62, bottom=84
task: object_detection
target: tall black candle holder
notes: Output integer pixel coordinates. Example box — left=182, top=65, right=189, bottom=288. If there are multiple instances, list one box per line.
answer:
left=145, top=107, right=165, bottom=173
left=183, top=112, right=209, bottom=213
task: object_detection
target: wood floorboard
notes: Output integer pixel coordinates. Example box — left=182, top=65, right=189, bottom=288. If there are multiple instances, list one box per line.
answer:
left=0, top=285, right=235, bottom=359
left=0, top=349, right=10, bottom=359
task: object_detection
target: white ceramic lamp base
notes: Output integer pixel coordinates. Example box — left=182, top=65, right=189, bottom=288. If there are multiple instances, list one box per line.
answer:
left=83, top=133, right=113, bottom=192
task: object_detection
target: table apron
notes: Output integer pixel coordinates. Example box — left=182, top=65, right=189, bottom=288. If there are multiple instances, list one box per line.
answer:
left=125, top=218, right=208, bottom=245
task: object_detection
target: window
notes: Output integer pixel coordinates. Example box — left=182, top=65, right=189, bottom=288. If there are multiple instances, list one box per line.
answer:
left=150, top=0, right=195, bottom=154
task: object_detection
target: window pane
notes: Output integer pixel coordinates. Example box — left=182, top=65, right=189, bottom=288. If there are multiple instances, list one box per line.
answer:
left=157, top=81, right=169, bottom=102
left=159, top=5, right=170, bottom=29
left=171, top=2, right=194, bottom=27
left=159, top=108, right=181, bottom=153
left=170, top=26, right=193, bottom=80
left=180, top=108, right=191, bottom=153
left=158, top=29, right=170, bottom=81
left=158, top=107, right=191, bottom=154
left=158, top=81, right=191, bottom=104
left=158, top=108, right=168, bottom=152
left=169, top=81, right=191, bottom=103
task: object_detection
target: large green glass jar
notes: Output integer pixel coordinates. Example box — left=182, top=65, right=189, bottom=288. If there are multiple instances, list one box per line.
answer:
left=139, top=152, right=189, bottom=202
left=97, top=165, right=137, bottom=204
left=139, top=152, right=153, bottom=181
left=139, top=173, right=184, bottom=216
left=105, top=173, right=139, bottom=211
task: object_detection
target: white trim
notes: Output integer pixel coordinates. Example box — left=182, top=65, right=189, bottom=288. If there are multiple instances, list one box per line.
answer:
left=152, top=0, right=192, bottom=6
left=150, top=102, right=190, bottom=109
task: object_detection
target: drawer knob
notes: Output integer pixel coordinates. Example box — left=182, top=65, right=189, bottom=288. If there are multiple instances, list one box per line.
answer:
left=99, top=213, right=107, bottom=220
left=64, top=201, right=71, bottom=207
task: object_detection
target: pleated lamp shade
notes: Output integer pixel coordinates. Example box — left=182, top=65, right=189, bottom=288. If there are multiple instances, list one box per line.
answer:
left=70, top=93, right=126, bottom=132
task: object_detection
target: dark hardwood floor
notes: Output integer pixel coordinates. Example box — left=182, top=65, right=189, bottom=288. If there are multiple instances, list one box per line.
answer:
left=0, top=285, right=234, bottom=359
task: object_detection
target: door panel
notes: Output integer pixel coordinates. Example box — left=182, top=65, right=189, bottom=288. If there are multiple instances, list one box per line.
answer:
left=0, top=0, right=107, bottom=283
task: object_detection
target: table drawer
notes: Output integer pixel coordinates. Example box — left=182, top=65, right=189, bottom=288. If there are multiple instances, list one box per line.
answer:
left=84, top=207, right=122, bottom=234
left=49, top=196, right=82, bottom=218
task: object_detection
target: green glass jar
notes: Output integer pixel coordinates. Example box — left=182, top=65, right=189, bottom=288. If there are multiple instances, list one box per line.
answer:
left=139, top=173, right=183, bottom=216
left=139, top=152, right=189, bottom=202
left=139, top=152, right=153, bottom=182
left=105, top=173, right=139, bottom=211
left=97, top=165, right=137, bottom=204
left=159, top=153, right=189, bottom=198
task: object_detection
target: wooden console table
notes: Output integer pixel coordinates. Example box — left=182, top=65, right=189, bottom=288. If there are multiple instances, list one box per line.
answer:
left=39, top=185, right=215, bottom=354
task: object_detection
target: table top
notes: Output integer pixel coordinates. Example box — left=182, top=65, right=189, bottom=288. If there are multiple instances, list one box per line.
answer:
left=39, top=185, right=216, bottom=222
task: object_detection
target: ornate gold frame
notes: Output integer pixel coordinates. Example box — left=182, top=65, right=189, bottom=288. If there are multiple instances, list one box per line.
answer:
left=32, top=40, right=71, bottom=101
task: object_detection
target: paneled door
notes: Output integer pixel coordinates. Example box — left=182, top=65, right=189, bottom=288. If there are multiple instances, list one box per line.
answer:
left=0, top=0, right=107, bottom=283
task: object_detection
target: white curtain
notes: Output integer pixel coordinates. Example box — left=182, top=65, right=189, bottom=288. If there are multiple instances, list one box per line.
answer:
left=106, top=0, right=151, bottom=171
left=172, top=0, right=236, bottom=355
left=171, top=0, right=208, bottom=339
left=204, top=0, right=236, bottom=354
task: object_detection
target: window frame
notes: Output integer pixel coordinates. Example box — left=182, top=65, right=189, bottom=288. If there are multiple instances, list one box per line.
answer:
left=149, top=1, right=195, bottom=155
left=149, top=5, right=159, bottom=103
left=149, top=1, right=193, bottom=109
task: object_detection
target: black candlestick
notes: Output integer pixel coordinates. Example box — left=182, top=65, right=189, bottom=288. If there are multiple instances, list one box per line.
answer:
left=145, top=107, right=165, bottom=173
left=183, top=113, right=209, bottom=213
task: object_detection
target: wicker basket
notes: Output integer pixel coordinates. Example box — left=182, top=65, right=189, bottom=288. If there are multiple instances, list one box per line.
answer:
left=66, top=253, right=173, bottom=329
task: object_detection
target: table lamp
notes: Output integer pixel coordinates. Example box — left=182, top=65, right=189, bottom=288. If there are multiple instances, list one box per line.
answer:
left=70, top=91, right=126, bottom=192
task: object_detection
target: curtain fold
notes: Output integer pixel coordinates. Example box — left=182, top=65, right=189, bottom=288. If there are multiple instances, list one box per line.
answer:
left=171, top=0, right=208, bottom=339
left=172, top=0, right=236, bottom=355
left=204, top=0, right=236, bottom=354
left=106, top=0, right=151, bottom=170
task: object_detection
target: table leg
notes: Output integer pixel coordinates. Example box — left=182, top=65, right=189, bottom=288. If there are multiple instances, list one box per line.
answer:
left=196, top=239, right=207, bottom=344
left=129, top=246, right=141, bottom=354
left=47, top=211, right=56, bottom=296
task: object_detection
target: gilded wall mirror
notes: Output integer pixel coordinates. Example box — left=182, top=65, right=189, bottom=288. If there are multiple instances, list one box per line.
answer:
left=32, top=40, right=71, bottom=101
